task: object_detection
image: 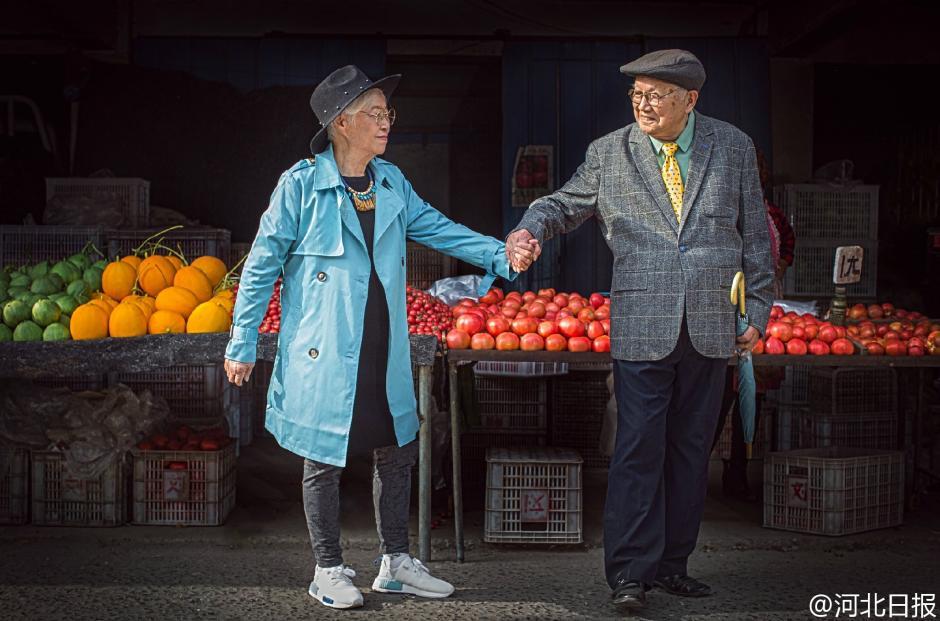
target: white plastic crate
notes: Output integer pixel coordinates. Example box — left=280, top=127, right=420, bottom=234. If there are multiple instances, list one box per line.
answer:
left=474, top=361, right=569, bottom=377
left=774, top=402, right=807, bottom=451
left=799, top=411, right=898, bottom=450
left=46, top=177, right=150, bottom=228
left=485, top=447, right=583, bottom=544
left=0, top=225, right=105, bottom=266
left=106, top=227, right=231, bottom=265
left=763, top=447, right=903, bottom=536
left=473, top=376, right=547, bottom=431
left=31, top=450, right=126, bottom=527
left=131, top=441, right=237, bottom=526
left=784, top=241, right=878, bottom=298
left=774, top=184, right=879, bottom=241
left=808, top=367, right=898, bottom=417
left=461, top=430, right=546, bottom=487
left=0, top=446, right=28, bottom=525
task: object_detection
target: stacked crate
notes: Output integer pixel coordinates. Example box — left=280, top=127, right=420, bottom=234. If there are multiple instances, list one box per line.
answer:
left=461, top=371, right=549, bottom=489
left=775, top=184, right=879, bottom=298
left=406, top=241, right=454, bottom=290
left=802, top=367, right=898, bottom=450
left=0, top=446, right=29, bottom=525
left=46, top=177, right=150, bottom=228
left=106, top=227, right=231, bottom=265
left=549, top=371, right=611, bottom=469
left=769, top=365, right=811, bottom=451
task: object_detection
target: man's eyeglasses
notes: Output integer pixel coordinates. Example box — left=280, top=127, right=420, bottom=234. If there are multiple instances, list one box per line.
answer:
left=628, top=88, right=677, bottom=108
left=359, top=108, right=396, bottom=126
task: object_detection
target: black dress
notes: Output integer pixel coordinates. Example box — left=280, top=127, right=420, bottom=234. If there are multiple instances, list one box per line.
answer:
left=343, top=173, right=398, bottom=457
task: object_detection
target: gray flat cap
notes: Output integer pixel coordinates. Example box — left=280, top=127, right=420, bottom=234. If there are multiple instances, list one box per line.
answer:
left=620, top=49, right=706, bottom=91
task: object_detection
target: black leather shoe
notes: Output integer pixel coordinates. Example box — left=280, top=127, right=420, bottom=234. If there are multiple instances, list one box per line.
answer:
left=653, top=574, right=713, bottom=597
left=611, top=579, right=648, bottom=609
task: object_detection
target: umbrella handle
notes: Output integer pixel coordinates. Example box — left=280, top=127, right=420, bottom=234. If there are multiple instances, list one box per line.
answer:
left=731, top=271, right=746, bottom=315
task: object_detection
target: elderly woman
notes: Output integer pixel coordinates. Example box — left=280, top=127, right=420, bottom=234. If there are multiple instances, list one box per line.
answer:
left=224, top=65, right=531, bottom=610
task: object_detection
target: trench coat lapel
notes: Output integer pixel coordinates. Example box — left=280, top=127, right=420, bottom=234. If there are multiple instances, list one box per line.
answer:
left=628, top=125, right=680, bottom=234
left=372, top=168, right=405, bottom=243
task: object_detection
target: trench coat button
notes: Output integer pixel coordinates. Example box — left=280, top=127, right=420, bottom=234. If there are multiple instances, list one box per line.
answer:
left=317, top=271, right=328, bottom=282
left=308, top=348, right=319, bottom=359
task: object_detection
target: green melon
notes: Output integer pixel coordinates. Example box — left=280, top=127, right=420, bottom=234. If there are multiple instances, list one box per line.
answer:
left=32, top=299, right=61, bottom=327
left=13, top=320, right=43, bottom=342
left=28, top=261, right=49, bottom=280
left=51, top=260, right=81, bottom=285
left=0, top=324, right=12, bottom=342
left=42, top=322, right=70, bottom=341
left=54, top=295, right=80, bottom=315
left=83, top=266, right=103, bottom=292
left=67, top=252, right=91, bottom=271
left=9, top=273, right=30, bottom=289
left=30, top=276, right=59, bottom=296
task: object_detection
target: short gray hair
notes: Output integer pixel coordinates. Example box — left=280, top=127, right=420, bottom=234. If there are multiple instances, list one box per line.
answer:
left=326, top=88, right=384, bottom=142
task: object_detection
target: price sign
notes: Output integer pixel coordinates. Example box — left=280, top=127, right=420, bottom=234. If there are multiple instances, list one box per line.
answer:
left=163, top=471, right=190, bottom=501
left=787, top=476, right=809, bottom=508
left=520, top=489, right=550, bottom=523
left=833, top=246, right=864, bottom=285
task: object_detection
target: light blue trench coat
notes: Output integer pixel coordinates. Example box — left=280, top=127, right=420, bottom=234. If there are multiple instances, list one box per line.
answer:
left=225, top=145, right=515, bottom=466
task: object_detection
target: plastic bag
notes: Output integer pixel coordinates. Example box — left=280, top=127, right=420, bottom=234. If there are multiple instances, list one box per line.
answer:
left=426, top=275, right=483, bottom=306
left=773, top=299, right=821, bottom=318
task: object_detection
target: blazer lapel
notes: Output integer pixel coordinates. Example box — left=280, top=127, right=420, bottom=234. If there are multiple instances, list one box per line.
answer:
left=628, top=126, right=680, bottom=234
left=679, top=115, right=715, bottom=232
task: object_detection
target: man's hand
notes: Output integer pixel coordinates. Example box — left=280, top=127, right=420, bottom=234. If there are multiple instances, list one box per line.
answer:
left=736, top=326, right=761, bottom=352
left=774, top=258, right=789, bottom=281
left=225, top=358, right=255, bottom=386
left=506, top=229, right=542, bottom=272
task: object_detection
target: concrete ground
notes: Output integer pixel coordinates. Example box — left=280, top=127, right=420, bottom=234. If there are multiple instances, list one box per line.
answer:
left=1, top=436, right=939, bottom=621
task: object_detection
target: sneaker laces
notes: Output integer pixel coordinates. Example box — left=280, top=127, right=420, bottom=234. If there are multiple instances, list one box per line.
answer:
left=323, top=565, right=356, bottom=586
left=407, top=557, right=431, bottom=577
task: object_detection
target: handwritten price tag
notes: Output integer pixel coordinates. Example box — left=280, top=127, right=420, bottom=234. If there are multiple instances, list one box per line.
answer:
left=520, top=489, right=550, bottom=523
left=833, top=246, right=864, bottom=285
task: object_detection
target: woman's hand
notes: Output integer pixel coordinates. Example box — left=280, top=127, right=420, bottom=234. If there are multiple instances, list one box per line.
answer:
left=224, top=358, right=255, bottom=386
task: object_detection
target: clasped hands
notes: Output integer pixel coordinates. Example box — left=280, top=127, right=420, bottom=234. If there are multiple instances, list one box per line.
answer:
left=505, top=229, right=542, bottom=272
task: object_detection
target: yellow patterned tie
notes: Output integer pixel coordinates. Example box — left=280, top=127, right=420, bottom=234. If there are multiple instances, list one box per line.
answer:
left=661, top=142, right=683, bottom=222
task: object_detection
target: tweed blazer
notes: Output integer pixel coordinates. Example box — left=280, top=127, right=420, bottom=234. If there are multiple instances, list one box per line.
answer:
left=515, top=113, right=774, bottom=361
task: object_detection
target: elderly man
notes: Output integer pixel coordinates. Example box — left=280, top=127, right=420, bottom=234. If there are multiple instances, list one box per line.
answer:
left=507, top=49, right=773, bottom=610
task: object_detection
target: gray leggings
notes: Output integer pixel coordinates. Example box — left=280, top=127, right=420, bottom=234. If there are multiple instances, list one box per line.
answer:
left=303, top=440, right=418, bottom=568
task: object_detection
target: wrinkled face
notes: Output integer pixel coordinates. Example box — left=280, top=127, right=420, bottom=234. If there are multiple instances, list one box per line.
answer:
left=335, top=90, right=391, bottom=156
left=631, top=76, right=698, bottom=141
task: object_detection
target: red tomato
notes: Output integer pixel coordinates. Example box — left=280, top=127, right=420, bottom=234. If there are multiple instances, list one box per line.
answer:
left=589, top=293, right=606, bottom=309
left=455, top=313, right=484, bottom=336
left=752, top=338, right=764, bottom=354
left=587, top=320, right=605, bottom=340
left=567, top=336, right=592, bottom=352
left=553, top=294, right=569, bottom=308
left=537, top=320, right=559, bottom=338
left=767, top=322, right=793, bottom=343
left=577, top=308, right=596, bottom=323
left=592, top=335, right=610, bottom=352
left=558, top=316, right=586, bottom=338
left=884, top=340, right=907, bottom=356
left=520, top=333, right=545, bottom=351
left=785, top=338, right=808, bottom=355
left=445, top=330, right=471, bottom=349
left=831, top=338, right=856, bottom=355
left=200, top=438, right=220, bottom=451
left=545, top=334, right=568, bottom=351
left=817, top=325, right=838, bottom=344
left=495, top=332, right=520, bottom=351
left=471, top=332, right=495, bottom=350
left=866, top=342, right=885, bottom=356
left=594, top=305, right=610, bottom=320
left=764, top=336, right=786, bottom=355
left=527, top=302, right=546, bottom=319
left=807, top=339, right=830, bottom=355
left=511, top=317, right=539, bottom=336
left=486, top=316, right=511, bottom=337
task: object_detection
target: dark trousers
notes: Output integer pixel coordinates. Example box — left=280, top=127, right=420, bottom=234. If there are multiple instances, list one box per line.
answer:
left=604, top=322, right=727, bottom=587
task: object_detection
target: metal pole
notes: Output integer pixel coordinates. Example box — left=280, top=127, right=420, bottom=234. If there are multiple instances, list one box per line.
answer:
left=417, top=364, right=432, bottom=563
left=448, top=361, right=465, bottom=562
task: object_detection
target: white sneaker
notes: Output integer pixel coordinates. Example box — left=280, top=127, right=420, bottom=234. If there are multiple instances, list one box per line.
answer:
left=371, top=554, right=455, bottom=599
left=308, top=564, right=363, bottom=609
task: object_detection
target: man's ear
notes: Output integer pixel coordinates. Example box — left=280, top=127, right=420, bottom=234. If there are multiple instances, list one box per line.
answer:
left=686, top=90, right=699, bottom=112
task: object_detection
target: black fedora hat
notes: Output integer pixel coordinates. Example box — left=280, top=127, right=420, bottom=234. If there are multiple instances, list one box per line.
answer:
left=309, top=65, right=401, bottom=155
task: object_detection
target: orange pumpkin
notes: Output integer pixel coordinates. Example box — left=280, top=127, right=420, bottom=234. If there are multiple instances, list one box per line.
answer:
left=190, top=256, right=228, bottom=288
left=102, top=260, right=137, bottom=301
left=137, top=255, right=177, bottom=297
left=187, top=301, right=232, bottom=333
left=174, top=265, right=213, bottom=302
left=138, top=296, right=156, bottom=313
left=148, top=309, right=186, bottom=334
left=70, top=304, right=110, bottom=340
left=120, top=255, right=143, bottom=270
left=166, top=255, right=183, bottom=271
left=154, top=286, right=199, bottom=318
left=109, top=302, right=148, bottom=338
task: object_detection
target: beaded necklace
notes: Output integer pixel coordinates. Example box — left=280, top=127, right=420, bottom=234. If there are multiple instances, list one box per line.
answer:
left=344, top=171, right=376, bottom=212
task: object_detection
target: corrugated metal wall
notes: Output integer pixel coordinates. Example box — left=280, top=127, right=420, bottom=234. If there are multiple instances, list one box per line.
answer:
left=502, top=38, right=771, bottom=294
left=134, top=37, right=386, bottom=91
